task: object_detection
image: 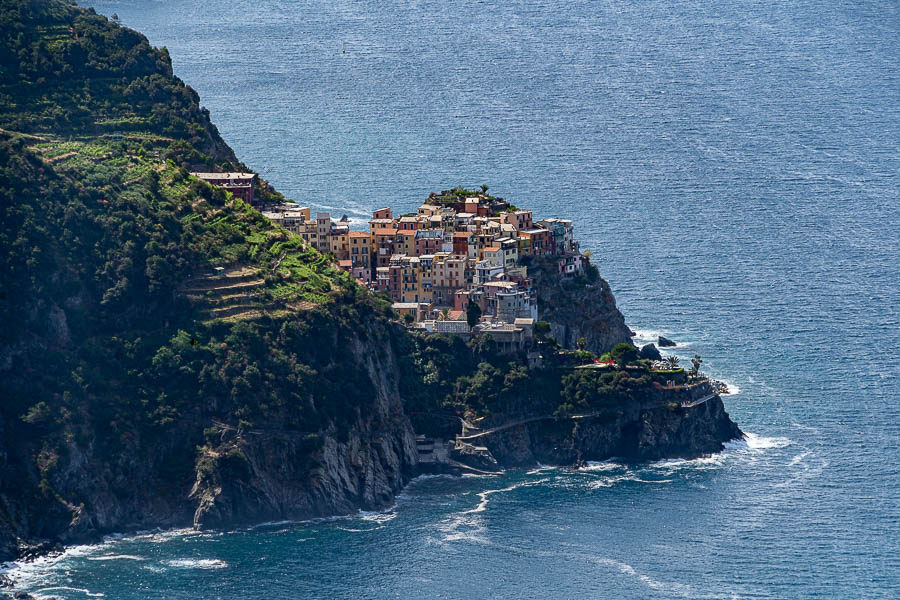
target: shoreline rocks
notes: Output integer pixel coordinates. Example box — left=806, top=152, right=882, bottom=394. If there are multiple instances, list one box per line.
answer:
left=658, top=335, right=676, bottom=347
left=639, top=343, right=662, bottom=360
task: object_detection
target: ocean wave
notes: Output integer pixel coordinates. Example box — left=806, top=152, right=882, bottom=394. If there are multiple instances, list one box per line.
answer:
left=463, top=478, right=549, bottom=515
left=33, top=586, right=104, bottom=598
left=85, top=554, right=145, bottom=561
left=731, top=432, right=792, bottom=451
left=164, top=558, right=228, bottom=569
left=582, top=460, right=623, bottom=472
left=718, top=380, right=742, bottom=395
left=592, top=557, right=722, bottom=599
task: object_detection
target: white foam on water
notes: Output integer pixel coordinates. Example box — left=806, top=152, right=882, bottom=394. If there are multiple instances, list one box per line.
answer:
left=0, top=538, right=108, bottom=590
left=85, top=554, right=145, bottom=561
left=592, top=557, right=724, bottom=599
left=164, top=558, right=228, bottom=569
left=33, top=586, right=104, bottom=598
left=742, top=432, right=791, bottom=450
left=359, top=510, right=397, bottom=524
left=463, top=478, right=549, bottom=515
left=629, top=329, right=664, bottom=347
left=588, top=474, right=636, bottom=489
left=526, top=462, right=556, bottom=475
left=718, top=380, right=742, bottom=395
left=435, top=478, right=548, bottom=545
left=788, top=450, right=811, bottom=467
left=582, top=460, right=624, bottom=472
left=649, top=453, right=727, bottom=474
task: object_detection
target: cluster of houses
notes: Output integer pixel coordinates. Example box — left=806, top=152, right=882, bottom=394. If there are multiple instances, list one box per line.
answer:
left=192, top=173, right=588, bottom=353
left=262, top=192, right=587, bottom=342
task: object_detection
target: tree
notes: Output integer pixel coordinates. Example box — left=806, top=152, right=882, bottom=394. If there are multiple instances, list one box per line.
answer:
left=576, top=337, right=587, bottom=351
left=534, top=320, right=551, bottom=340
left=666, top=355, right=680, bottom=369
left=690, top=354, right=703, bottom=377
left=439, top=307, right=449, bottom=321
left=480, top=184, right=489, bottom=194
left=466, top=300, right=482, bottom=328
left=609, top=342, right=639, bottom=366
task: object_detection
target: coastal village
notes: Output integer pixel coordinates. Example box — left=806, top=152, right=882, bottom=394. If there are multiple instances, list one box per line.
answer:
left=192, top=173, right=588, bottom=353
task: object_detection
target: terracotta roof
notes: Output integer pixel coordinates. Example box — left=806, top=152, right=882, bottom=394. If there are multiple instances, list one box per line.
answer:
left=349, top=231, right=371, bottom=238
left=338, top=260, right=352, bottom=267
left=453, top=231, right=471, bottom=238
left=373, top=228, right=398, bottom=236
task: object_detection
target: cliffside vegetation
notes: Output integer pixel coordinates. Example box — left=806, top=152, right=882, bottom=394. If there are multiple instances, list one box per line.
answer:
left=0, top=0, right=407, bottom=558
left=0, top=0, right=707, bottom=561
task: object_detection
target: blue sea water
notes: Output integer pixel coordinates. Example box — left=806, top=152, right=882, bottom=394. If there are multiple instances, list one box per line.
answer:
left=8, top=0, right=900, bottom=597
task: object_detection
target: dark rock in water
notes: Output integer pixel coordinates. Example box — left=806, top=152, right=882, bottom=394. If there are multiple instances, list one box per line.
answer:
left=640, top=343, right=662, bottom=361
left=14, top=592, right=38, bottom=600
left=658, top=335, right=676, bottom=347
left=630, top=330, right=637, bottom=337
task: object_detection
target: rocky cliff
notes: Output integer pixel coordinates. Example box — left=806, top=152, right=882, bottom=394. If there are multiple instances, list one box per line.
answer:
left=476, top=384, right=742, bottom=467
left=0, top=0, right=743, bottom=565
left=528, top=257, right=632, bottom=354
left=189, top=329, right=419, bottom=529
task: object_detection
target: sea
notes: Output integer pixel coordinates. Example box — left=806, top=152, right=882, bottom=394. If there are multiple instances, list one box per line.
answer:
left=6, top=1, right=899, bottom=597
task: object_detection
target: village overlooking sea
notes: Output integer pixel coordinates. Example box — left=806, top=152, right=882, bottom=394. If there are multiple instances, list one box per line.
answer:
left=192, top=174, right=590, bottom=354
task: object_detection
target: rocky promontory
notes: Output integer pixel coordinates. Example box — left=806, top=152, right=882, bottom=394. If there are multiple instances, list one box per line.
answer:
left=0, top=0, right=743, bottom=567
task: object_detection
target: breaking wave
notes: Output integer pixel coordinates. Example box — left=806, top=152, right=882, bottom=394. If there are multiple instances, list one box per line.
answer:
left=164, top=558, right=228, bottom=569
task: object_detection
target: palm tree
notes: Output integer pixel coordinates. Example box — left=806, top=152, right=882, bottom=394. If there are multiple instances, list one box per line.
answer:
left=439, top=307, right=450, bottom=321
left=666, top=355, right=680, bottom=369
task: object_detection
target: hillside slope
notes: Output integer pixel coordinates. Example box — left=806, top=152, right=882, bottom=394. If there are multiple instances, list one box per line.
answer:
left=0, top=0, right=740, bottom=563
left=0, top=0, right=422, bottom=560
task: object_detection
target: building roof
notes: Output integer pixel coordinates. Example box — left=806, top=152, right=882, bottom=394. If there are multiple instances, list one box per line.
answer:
left=338, top=260, right=352, bottom=267
left=349, top=231, right=371, bottom=238
left=373, top=228, right=398, bottom=236
left=392, top=302, right=422, bottom=309
left=453, top=231, right=471, bottom=238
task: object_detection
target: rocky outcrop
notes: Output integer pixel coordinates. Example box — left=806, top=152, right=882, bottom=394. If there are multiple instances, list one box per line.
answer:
left=475, top=385, right=742, bottom=467
left=529, top=258, right=632, bottom=355
left=658, top=335, right=676, bottom=347
left=640, top=343, right=662, bottom=360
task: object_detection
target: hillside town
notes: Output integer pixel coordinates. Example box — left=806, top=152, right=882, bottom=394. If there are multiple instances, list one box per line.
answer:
left=270, top=191, right=587, bottom=344
left=189, top=175, right=591, bottom=352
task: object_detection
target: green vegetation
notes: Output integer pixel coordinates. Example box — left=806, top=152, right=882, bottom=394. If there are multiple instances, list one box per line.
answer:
left=0, top=0, right=401, bottom=538
left=466, top=299, right=482, bottom=328
left=609, top=342, right=640, bottom=366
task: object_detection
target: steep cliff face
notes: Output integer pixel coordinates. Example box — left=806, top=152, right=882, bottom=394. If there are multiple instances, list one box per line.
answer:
left=529, top=258, right=632, bottom=354
left=478, top=386, right=742, bottom=467
left=189, top=331, right=418, bottom=528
